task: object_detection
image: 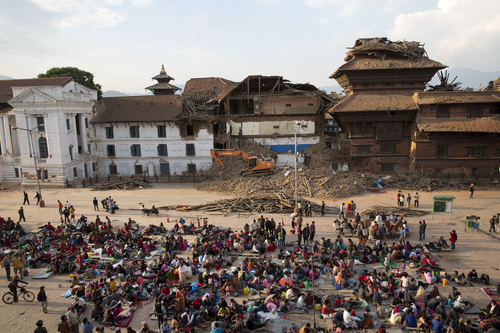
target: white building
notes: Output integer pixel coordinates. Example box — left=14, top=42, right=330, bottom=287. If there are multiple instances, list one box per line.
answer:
left=0, top=77, right=98, bottom=186
left=91, top=95, right=213, bottom=177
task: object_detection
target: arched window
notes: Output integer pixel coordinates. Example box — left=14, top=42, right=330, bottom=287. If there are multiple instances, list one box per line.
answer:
left=39, top=137, right=48, bottom=159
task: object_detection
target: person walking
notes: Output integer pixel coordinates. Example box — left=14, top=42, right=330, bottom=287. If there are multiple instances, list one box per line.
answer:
left=469, top=184, right=475, bottom=198
left=93, top=197, right=99, bottom=211
left=414, top=192, right=419, bottom=207
left=12, top=253, right=22, bottom=277
left=3, top=253, right=12, bottom=280
left=58, top=200, right=63, bottom=214
left=18, top=206, right=26, bottom=222
left=489, top=215, right=497, bottom=233
left=34, top=191, right=41, bottom=205
left=321, top=201, right=325, bottom=216
left=339, top=203, right=345, bottom=219
left=449, top=230, right=457, bottom=250
left=154, top=297, right=165, bottom=330
left=302, top=224, right=310, bottom=245
left=309, top=221, right=316, bottom=242
left=351, top=200, right=356, bottom=216
left=35, top=320, right=48, bottom=333
left=38, top=286, right=48, bottom=313
left=23, top=191, right=30, bottom=205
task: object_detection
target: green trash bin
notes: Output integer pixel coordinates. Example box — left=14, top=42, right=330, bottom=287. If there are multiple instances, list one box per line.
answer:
left=466, top=219, right=474, bottom=229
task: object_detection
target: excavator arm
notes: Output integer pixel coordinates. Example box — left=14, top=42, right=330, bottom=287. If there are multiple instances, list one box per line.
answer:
left=210, top=149, right=250, bottom=168
left=210, top=149, right=275, bottom=177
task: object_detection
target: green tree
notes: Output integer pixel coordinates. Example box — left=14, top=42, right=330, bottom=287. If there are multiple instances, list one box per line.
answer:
left=38, top=67, right=102, bottom=99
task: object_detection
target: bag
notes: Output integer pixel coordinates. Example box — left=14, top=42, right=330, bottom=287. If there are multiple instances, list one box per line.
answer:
left=23, top=270, right=29, bottom=277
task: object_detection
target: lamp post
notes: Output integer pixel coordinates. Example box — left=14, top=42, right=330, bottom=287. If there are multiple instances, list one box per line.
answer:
left=12, top=125, right=44, bottom=207
left=294, top=121, right=299, bottom=205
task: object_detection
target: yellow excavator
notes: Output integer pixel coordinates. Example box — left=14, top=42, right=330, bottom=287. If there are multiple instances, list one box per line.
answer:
left=210, top=149, right=275, bottom=177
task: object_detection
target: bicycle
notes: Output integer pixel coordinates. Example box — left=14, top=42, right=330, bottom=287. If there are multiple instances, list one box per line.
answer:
left=3, top=287, right=35, bottom=304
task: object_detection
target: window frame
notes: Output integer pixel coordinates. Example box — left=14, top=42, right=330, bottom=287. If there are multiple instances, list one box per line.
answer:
left=107, top=145, right=116, bottom=157
left=186, top=143, right=195, bottom=156
left=38, top=137, right=48, bottom=159
left=109, top=165, right=117, bottom=175
left=105, top=126, right=114, bottom=139
left=131, top=144, right=141, bottom=157
left=186, top=125, right=194, bottom=137
left=157, top=144, right=168, bottom=156
left=129, top=125, right=140, bottom=138
left=157, top=125, right=166, bottom=138
left=36, top=116, right=45, bottom=132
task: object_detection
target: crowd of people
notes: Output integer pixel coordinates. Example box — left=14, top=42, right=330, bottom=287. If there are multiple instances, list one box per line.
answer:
left=1, top=192, right=499, bottom=333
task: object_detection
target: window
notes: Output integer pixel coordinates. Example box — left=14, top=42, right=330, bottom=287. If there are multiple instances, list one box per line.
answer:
left=286, top=104, right=292, bottom=107
left=381, top=143, right=395, bottom=154
left=85, top=118, right=89, bottom=128
left=157, top=125, right=166, bottom=138
left=129, top=125, right=140, bottom=138
left=357, top=145, right=371, bottom=154
left=73, top=167, right=77, bottom=177
left=186, top=125, right=194, bottom=137
left=381, top=163, right=394, bottom=172
left=134, top=165, right=143, bottom=175
left=36, top=116, right=45, bottom=131
left=467, top=106, right=482, bottom=119
left=188, top=163, right=196, bottom=174
left=105, top=127, right=114, bottom=139
left=436, top=144, right=448, bottom=157
left=66, top=119, right=71, bottom=130
left=109, top=165, right=117, bottom=175
left=131, top=144, right=141, bottom=156
left=14, top=168, right=19, bottom=178
left=37, top=170, right=42, bottom=180
left=468, top=147, right=485, bottom=157
left=87, top=144, right=91, bottom=153
left=436, top=105, right=450, bottom=118
left=92, top=162, right=97, bottom=172
left=157, top=144, right=168, bottom=156
left=38, top=137, right=48, bottom=159
left=69, top=147, right=73, bottom=161
left=186, top=144, right=195, bottom=156
left=246, top=99, right=254, bottom=111
left=44, top=169, right=48, bottom=179
left=84, top=163, right=89, bottom=178
left=107, top=145, right=115, bottom=157
left=308, top=103, right=314, bottom=106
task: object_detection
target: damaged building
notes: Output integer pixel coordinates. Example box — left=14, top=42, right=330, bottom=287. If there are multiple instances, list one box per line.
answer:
left=183, top=75, right=335, bottom=167
left=329, top=37, right=500, bottom=178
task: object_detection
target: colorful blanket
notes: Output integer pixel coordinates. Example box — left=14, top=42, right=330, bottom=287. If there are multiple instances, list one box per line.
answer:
left=102, top=309, right=135, bottom=328
left=481, top=288, right=500, bottom=303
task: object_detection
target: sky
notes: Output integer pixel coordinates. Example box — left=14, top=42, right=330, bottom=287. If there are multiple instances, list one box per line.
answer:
left=0, top=0, right=499, bottom=93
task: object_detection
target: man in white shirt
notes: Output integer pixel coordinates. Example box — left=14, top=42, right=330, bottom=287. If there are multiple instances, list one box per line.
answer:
left=401, top=276, right=410, bottom=300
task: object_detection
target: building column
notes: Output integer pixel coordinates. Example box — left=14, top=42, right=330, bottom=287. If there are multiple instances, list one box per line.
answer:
left=3, top=116, right=13, bottom=155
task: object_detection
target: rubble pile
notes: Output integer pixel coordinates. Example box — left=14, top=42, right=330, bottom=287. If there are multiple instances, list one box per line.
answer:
left=92, top=178, right=150, bottom=191
left=361, top=205, right=430, bottom=217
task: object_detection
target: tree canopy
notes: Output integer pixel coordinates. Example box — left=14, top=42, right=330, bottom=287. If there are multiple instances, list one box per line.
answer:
left=38, top=67, right=102, bottom=99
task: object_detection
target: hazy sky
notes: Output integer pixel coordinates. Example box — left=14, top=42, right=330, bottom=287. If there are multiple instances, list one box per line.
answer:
left=1, top=0, right=499, bottom=93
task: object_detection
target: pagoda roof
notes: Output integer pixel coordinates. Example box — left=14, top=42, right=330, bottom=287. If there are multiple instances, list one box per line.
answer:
left=145, top=82, right=181, bottom=92
left=151, top=64, right=175, bottom=81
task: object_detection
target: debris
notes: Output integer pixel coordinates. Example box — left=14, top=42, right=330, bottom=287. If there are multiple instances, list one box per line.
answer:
left=391, top=169, right=468, bottom=191
left=91, top=178, right=150, bottom=191
left=158, top=194, right=339, bottom=215
left=361, top=205, right=430, bottom=217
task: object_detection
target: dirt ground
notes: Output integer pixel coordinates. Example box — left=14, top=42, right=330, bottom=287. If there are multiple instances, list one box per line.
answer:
left=1, top=183, right=499, bottom=332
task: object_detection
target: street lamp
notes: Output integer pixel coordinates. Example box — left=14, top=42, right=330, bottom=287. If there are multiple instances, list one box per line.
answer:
left=12, top=125, right=44, bottom=207
left=294, top=121, right=299, bottom=206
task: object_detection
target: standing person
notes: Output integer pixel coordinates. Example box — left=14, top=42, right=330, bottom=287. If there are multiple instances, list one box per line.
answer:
left=67, top=306, right=79, bottom=333
left=321, top=201, right=325, bottom=216
left=38, top=286, right=48, bottom=313
left=58, top=315, right=71, bottom=333
left=351, top=200, right=356, bottom=216
left=469, top=184, right=475, bottom=199
left=66, top=200, right=71, bottom=208
left=489, top=215, right=497, bottom=233
left=35, top=320, right=48, bottom=333
left=58, top=200, right=63, bottom=214
left=397, top=191, right=401, bottom=206
left=339, top=203, right=345, bottom=219
left=414, top=192, right=420, bottom=207
left=81, top=317, right=93, bottom=333
left=421, top=220, right=426, bottom=240
left=449, top=230, right=457, bottom=250
left=154, top=297, right=165, bottom=330
left=307, top=202, right=312, bottom=217
left=418, top=221, right=425, bottom=241
left=12, top=253, right=22, bottom=277
left=93, top=197, right=99, bottom=211
left=34, top=191, right=41, bottom=205
left=18, top=206, right=26, bottom=222
left=3, top=253, right=12, bottom=280
left=23, top=191, right=30, bottom=205
left=297, top=226, right=302, bottom=247
left=406, top=193, right=411, bottom=208
left=302, top=224, right=310, bottom=245
left=63, top=207, right=70, bottom=223
left=310, top=221, right=316, bottom=242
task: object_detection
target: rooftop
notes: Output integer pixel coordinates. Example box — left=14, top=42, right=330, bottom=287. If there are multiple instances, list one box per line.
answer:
left=0, top=77, right=72, bottom=103
left=330, top=93, right=418, bottom=112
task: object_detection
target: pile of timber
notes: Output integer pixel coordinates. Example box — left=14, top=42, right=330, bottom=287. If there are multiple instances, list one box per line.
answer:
left=91, top=178, right=150, bottom=191
left=361, top=205, right=430, bottom=217
left=157, top=194, right=340, bottom=216
left=391, top=169, right=467, bottom=191
left=198, top=168, right=381, bottom=200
